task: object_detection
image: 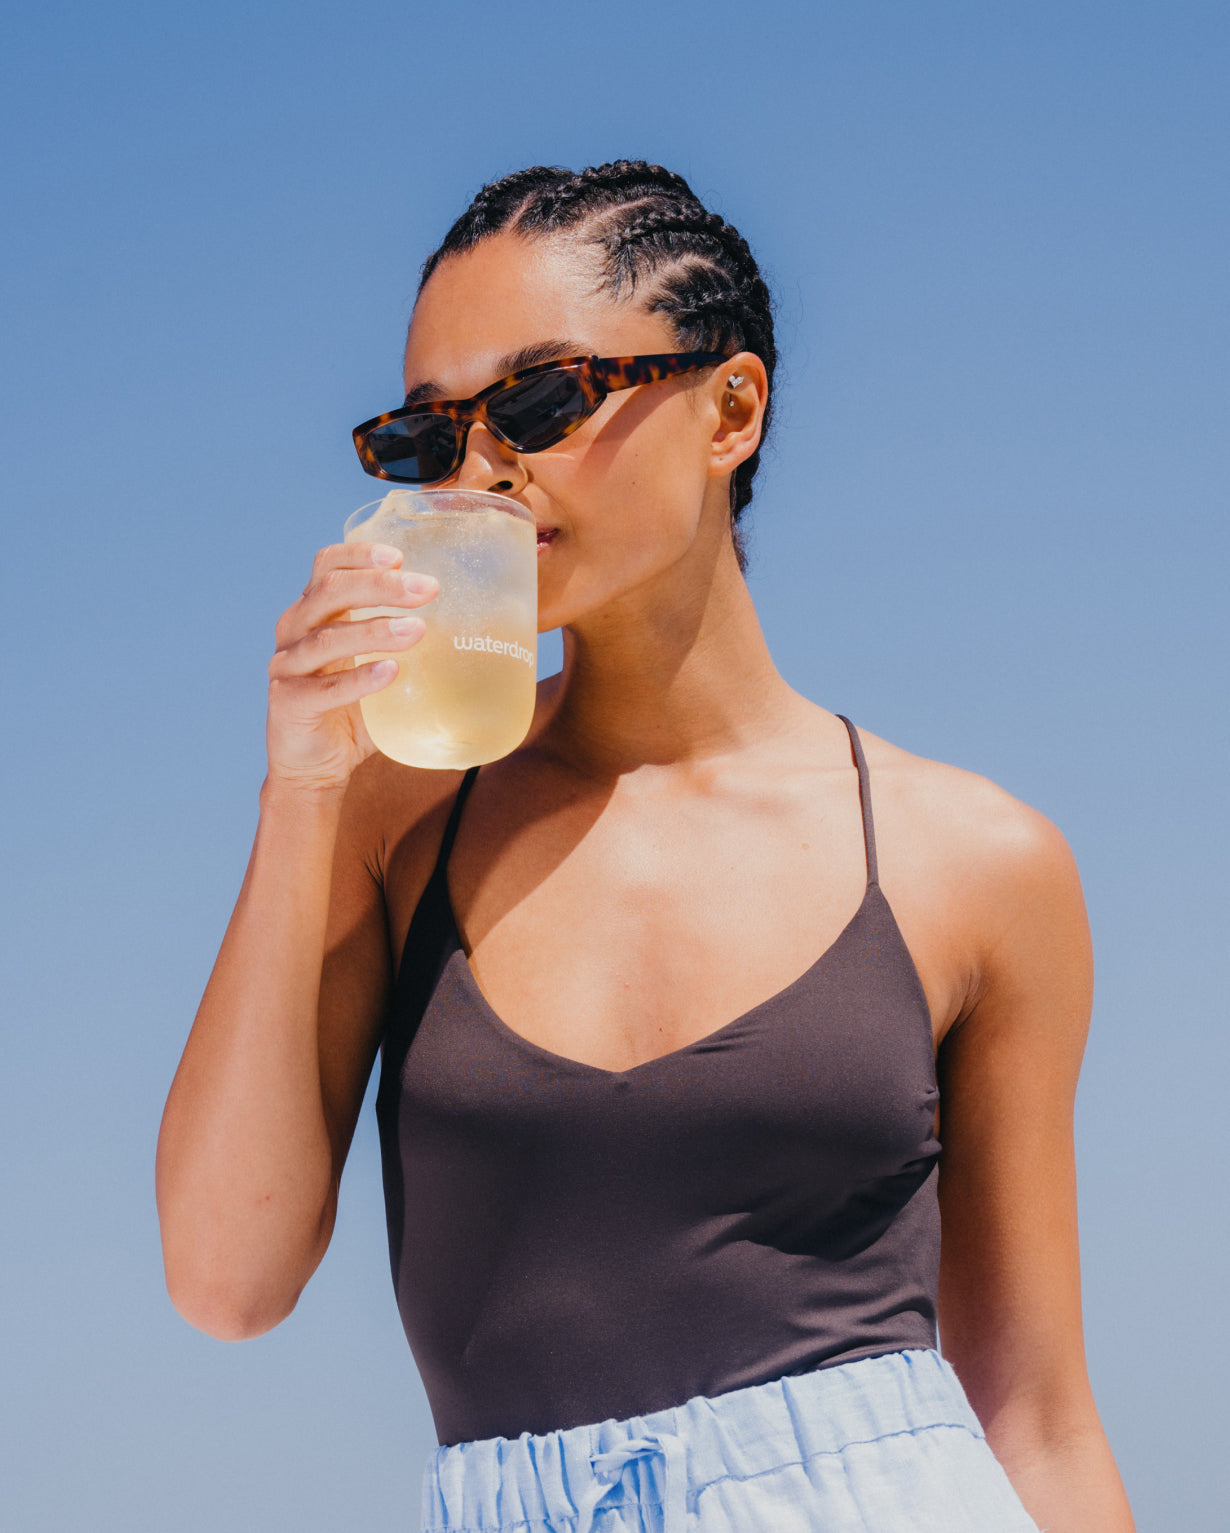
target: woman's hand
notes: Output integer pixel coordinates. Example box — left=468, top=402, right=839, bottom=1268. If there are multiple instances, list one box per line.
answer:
left=265, top=541, right=438, bottom=794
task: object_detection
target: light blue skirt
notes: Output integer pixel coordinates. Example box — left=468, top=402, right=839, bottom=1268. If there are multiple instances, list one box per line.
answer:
left=421, top=1348, right=1042, bottom=1531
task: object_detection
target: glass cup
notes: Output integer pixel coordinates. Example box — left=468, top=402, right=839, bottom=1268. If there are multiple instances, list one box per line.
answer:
left=343, top=488, right=538, bottom=769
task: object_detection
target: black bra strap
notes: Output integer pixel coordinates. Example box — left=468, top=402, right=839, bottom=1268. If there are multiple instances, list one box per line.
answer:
left=434, top=764, right=481, bottom=876
left=835, top=715, right=879, bottom=888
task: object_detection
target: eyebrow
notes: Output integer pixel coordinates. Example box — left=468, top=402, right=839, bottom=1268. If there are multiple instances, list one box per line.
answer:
left=403, top=339, right=591, bottom=407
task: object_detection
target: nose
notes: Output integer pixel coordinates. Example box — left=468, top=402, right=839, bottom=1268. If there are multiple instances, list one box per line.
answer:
left=449, top=422, right=529, bottom=496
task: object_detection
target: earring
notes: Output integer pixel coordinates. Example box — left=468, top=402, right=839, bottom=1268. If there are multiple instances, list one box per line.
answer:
left=727, top=374, right=745, bottom=388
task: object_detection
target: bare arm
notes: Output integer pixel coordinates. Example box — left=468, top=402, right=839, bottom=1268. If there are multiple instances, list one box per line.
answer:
left=155, top=540, right=439, bottom=1339
left=936, top=794, right=1135, bottom=1531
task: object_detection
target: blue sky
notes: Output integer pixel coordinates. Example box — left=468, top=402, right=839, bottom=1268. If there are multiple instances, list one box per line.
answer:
left=2, top=3, right=1226, bottom=1528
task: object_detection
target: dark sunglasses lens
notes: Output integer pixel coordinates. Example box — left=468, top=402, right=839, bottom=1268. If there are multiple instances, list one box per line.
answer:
left=487, top=370, right=589, bottom=450
left=363, top=415, right=459, bottom=482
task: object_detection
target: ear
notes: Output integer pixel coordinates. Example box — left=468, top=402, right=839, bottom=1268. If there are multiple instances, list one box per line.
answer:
left=705, top=350, right=768, bottom=481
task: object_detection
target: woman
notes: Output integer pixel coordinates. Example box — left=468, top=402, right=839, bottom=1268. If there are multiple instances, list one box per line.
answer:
left=156, top=162, right=1135, bottom=1531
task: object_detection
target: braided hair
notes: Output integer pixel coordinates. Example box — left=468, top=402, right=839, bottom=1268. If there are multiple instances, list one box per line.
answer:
left=418, top=162, right=776, bottom=572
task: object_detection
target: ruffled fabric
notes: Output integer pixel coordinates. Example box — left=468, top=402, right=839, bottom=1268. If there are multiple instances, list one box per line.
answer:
left=421, top=1348, right=1041, bottom=1532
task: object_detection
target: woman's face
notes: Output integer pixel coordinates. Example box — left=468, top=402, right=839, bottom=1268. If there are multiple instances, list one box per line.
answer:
left=403, top=231, right=757, bottom=634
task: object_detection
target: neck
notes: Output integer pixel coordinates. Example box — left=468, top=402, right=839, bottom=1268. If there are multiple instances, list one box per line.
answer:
left=537, top=533, right=805, bottom=779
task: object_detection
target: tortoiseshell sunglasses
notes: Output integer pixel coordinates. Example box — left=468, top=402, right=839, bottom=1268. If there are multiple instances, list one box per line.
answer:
left=352, top=351, right=729, bottom=485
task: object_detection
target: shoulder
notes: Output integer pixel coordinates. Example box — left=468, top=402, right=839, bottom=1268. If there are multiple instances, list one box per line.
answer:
left=335, top=750, right=468, bottom=893
left=336, top=675, right=567, bottom=893
left=855, top=720, right=1079, bottom=897
left=848, top=719, right=1089, bottom=1030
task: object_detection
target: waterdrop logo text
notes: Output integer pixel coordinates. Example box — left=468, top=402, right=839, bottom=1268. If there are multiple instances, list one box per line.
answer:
left=453, top=634, right=534, bottom=666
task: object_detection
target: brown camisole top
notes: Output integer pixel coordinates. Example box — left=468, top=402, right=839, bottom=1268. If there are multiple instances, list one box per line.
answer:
left=376, top=715, right=942, bottom=1447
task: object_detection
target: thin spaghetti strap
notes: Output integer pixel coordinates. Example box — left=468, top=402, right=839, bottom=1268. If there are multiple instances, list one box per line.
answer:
left=380, top=763, right=481, bottom=1108
left=433, top=765, right=481, bottom=875
left=834, top=715, right=879, bottom=888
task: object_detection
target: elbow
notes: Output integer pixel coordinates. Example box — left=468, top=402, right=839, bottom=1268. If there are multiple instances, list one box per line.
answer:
left=164, top=1265, right=302, bottom=1341
left=159, top=1219, right=310, bottom=1340
left=155, top=1170, right=335, bottom=1341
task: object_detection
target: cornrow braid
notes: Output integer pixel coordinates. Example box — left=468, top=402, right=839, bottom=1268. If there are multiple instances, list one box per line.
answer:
left=417, top=161, right=776, bottom=572
left=528, top=160, right=703, bottom=231
left=419, top=166, right=573, bottom=286
left=600, top=206, right=715, bottom=290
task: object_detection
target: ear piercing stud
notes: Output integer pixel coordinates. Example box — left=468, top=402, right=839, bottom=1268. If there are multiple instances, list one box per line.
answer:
left=727, top=374, right=745, bottom=388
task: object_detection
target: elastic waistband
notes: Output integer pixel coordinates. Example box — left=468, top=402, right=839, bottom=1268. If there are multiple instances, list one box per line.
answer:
left=422, top=1348, right=985, bottom=1532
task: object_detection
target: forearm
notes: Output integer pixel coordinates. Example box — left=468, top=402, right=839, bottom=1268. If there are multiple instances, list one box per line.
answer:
left=992, top=1423, right=1136, bottom=1533
left=156, top=781, right=347, bottom=1338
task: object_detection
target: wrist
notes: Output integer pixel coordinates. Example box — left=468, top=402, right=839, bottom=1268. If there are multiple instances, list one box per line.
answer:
left=259, top=773, right=349, bottom=817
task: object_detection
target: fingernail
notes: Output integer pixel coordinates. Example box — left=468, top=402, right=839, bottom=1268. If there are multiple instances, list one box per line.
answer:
left=372, top=544, right=401, bottom=566
left=401, top=573, right=437, bottom=596
left=388, top=615, right=423, bottom=635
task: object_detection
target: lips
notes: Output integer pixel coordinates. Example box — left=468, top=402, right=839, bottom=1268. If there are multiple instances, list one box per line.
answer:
left=535, top=526, right=558, bottom=550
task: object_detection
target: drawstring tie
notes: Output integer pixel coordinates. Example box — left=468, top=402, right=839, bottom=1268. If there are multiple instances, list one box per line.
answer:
left=574, top=1430, right=688, bottom=1532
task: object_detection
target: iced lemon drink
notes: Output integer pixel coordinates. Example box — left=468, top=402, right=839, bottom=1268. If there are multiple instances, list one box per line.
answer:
left=343, top=489, right=537, bottom=769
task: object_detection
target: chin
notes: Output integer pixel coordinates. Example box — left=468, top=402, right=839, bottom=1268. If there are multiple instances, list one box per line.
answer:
left=533, top=525, right=703, bottom=629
